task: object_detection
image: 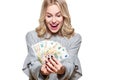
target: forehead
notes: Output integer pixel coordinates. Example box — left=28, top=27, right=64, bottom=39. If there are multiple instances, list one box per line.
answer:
left=46, top=4, right=61, bottom=14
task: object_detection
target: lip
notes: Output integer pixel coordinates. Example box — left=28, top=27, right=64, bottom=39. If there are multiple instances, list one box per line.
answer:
left=50, top=24, right=59, bottom=30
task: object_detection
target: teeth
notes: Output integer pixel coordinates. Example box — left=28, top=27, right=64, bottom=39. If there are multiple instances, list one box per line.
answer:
left=52, top=25, right=57, bottom=26
left=51, top=24, right=58, bottom=27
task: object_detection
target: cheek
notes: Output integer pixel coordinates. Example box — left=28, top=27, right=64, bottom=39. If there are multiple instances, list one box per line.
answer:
left=45, top=20, right=50, bottom=28
left=58, top=21, right=63, bottom=29
left=45, top=17, right=51, bottom=24
left=58, top=17, right=63, bottom=23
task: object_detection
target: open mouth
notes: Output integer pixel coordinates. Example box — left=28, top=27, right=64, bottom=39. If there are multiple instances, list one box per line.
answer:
left=50, top=24, right=59, bottom=30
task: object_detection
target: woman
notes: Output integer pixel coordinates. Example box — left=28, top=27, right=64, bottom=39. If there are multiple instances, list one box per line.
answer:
left=22, top=0, right=82, bottom=80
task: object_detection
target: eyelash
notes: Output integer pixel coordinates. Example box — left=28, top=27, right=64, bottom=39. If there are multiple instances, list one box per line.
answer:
left=57, top=15, right=61, bottom=17
left=47, top=15, right=51, bottom=18
left=46, top=15, right=61, bottom=18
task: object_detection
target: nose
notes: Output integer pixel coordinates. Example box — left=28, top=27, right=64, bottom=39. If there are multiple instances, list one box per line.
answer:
left=52, top=17, right=56, bottom=24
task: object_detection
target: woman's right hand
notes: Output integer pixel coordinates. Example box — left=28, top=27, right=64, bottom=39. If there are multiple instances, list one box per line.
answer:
left=40, top=60, right=54, bottom=75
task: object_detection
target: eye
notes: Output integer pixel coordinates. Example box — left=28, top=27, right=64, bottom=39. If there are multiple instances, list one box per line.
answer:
left=46, top=15, right=52, bottom=18
left=56, top=14, right=61, bottom=17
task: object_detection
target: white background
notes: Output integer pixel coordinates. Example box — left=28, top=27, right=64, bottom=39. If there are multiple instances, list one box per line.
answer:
left=0, top=0, right=120, bottom=80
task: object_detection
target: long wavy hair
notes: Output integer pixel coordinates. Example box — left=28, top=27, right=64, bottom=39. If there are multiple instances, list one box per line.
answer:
left=36, top=0, right=74, bottom=38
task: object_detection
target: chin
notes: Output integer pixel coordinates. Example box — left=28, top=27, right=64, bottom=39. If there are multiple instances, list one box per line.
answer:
left=51, top=30, right=59, bottom=33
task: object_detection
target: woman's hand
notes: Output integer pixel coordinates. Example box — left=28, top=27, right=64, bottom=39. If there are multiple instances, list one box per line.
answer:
left=40, top=58, right=54, bottom=75
left=46, top=55, right=65, bottom=74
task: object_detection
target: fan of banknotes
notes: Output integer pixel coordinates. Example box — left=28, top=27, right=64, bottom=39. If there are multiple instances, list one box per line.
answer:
left=32, top=40, right=69, bottom=64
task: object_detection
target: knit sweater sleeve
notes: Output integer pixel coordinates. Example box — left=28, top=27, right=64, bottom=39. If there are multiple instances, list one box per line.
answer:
left=22, top=31, right=46, bottom=80
left=58, top=33, right=82, bottom=80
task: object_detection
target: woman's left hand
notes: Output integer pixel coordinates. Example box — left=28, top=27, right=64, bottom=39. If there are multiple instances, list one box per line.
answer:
left=46, top=55, right=65, bottom=74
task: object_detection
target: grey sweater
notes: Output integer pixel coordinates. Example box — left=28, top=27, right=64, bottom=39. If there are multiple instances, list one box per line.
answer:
left=22, top=30, right=82, bottom=80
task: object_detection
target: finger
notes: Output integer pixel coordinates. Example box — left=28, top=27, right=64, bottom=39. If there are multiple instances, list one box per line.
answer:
left=51, top=56, right=63, bottom=71
left=46, top=60, right=57, bottom=72
left=46, top=66, right=54, bottom=73
left=41, top=64, right=50, bottom=75
left=48, top=56, right=56, bottom=65
left=51, top=55, right=59, bottom=64
left=45, top=57, right=50, bottom=64
left=48, top=57, right=58, bottom=69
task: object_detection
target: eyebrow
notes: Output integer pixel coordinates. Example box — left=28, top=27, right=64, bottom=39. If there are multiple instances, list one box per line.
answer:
left=46, top=11, right=61, bottom=15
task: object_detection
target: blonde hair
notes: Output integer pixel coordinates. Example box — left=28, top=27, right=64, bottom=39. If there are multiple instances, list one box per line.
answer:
left=36, top=0, right=74, bottom=38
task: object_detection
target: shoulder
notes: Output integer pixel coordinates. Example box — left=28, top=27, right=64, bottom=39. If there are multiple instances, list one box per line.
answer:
left=74, top=33, right=82, bottom=40
left=25, top=30, right=38, bottom=46
left=69, top=33, right=82, bottom=42
left=64, top=33, right=82, bottom=48
left=25, top=30, right=37, bottom=39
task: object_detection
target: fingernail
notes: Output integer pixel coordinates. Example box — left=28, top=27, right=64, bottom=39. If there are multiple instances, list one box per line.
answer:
left=51, top=55, right=53, bottom=58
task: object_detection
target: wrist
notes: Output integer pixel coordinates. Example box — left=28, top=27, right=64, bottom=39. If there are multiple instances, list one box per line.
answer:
left=40, top=68, right=48, bottom=78
left=58, top=66, right=65, bottom=74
